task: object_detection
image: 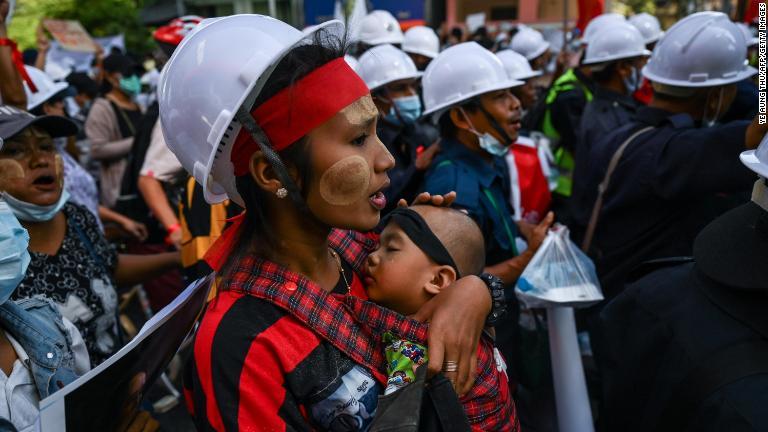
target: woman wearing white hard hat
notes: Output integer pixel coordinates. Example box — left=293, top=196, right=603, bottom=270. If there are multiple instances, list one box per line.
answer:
left=570, top=11, right=767, bottom=307
left=420, top=41, right=555, bottom=382
left=357, top=44, right=440, bottom=215
left=158, top=15, right=496, bottom=430
left=600, top=134, right=768, bottom=432
left=402, top=25, right=439, bottom=71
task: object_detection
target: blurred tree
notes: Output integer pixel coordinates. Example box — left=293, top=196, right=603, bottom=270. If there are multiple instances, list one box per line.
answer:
left=622, top=0, right=658, bottom=14
left=8, top=0, right=152, bottom=54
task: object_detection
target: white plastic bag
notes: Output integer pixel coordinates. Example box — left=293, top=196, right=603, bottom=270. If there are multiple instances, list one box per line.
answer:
left=515, top=225, right=603, bottom=308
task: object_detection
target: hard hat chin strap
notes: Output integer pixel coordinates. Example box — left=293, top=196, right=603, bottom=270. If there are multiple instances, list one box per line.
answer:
left=701, top=87, right=725, bottom=128
left=235, top=107, right=312, bottom=216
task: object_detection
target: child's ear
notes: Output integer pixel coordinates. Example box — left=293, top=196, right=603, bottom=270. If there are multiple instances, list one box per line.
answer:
left=424, top=265, right=458, bottom=295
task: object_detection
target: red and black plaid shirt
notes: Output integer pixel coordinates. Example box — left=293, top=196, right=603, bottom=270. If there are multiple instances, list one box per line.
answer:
left=191, top=229, right=517, bottom=431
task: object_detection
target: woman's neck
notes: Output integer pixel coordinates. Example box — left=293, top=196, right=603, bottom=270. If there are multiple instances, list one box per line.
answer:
left=264, top=204, right=341, bottom=292
left=106, top=90, right=134, bottom=108
left=21, top=211, right=67, bottom=255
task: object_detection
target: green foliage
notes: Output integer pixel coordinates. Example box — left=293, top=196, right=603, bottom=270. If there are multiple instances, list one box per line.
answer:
left=8, top=0, right=153, bottom=55
left=619, top=0, right=657, bottom=14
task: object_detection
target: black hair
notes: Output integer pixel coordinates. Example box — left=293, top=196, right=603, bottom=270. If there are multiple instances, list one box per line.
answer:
left=220, top=29, right=349, bottom=277
left=437, top=97, right=480, bottom=139
left=590, top=58, right=639, bottom=84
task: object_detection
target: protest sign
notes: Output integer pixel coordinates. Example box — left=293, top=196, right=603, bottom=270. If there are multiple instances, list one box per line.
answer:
left=42, top=19, right=97, bottom=52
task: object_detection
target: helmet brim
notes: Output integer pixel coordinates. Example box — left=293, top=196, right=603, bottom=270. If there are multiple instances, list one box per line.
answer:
left=582, top=49, right=652, bottom=65
left=642, top=65, right=757, bottom=88
left=369, top=71, right=424, bottom=91
left=524, top=42, right=551, bottom=61
left=740, top=150, right=768, bottom=179
left=402, top=47, right=437, bottom=59
left=27, top=82, right=69, bottom=111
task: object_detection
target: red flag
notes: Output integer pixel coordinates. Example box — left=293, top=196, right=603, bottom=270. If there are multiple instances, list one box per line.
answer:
left=577, top=0, right=605, bottom=33
left=744, top=0, right=760, bottom=23
left=508, top=140, right=552, bottom=224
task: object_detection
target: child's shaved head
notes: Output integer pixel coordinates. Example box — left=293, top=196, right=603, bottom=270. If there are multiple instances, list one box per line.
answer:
left=410, top=205, right=486, bottom=277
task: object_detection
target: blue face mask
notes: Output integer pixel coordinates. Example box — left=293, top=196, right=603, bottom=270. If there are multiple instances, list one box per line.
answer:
left=0, top=201, right=31, bottom=304
left=119, top=75, right=142, bottom=97
left=2, top=189, right=70, bottom=222
left=385, top=95, right=422, bottom=125
left=623, top=66, right=640, bottom=95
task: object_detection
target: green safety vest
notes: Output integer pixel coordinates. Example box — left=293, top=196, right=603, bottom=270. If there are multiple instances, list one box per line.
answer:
left=540, top=69, right=593, bottom=197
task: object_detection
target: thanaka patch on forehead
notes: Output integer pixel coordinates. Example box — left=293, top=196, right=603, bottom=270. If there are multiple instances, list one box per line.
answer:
left=340, top=96, right=377, bottom=126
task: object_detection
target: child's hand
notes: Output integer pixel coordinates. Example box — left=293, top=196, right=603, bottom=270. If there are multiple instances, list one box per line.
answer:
left=397, top=191, right=457, bottom=208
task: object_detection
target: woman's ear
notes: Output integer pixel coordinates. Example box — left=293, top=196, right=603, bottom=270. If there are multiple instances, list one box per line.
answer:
left=424, top=265, right=458, bottom=296
left=248, top=151, right=283, bottom=194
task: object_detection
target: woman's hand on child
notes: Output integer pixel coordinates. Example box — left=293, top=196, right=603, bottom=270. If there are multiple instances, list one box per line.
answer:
left=397, top=191, right=457, bottom=208
left=413, top=274, right=490, bottom=396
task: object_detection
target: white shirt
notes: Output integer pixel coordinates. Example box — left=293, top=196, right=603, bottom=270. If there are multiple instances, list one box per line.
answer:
left=139, top=119, right=183, bottom=183
left=0, top=320, right=90, bottom=431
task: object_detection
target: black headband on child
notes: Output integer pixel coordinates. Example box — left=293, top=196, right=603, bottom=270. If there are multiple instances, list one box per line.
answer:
left=384, top=207, right=461, bottom=277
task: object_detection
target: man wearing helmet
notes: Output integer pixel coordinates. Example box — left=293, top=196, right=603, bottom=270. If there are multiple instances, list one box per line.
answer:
left=570, top=12, right=768, bottom=304
left=599, top=135, right=768, bottom=432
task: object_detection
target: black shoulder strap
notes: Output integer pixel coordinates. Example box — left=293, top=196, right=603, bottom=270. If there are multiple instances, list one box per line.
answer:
left=657, top=340, right=768, bottom=431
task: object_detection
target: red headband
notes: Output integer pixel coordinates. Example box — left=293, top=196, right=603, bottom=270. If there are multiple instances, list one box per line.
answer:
left=230, top=57, right=370, bottom=176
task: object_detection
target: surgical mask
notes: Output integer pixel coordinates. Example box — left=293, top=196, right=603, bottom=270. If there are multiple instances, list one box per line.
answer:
left=119, top=75, right=141, bottom=97
left=460, top=107, right=511, bottom=157
left=1, top=189, right=70, bottom=222
left=0, top=201, right=31, bottom=304
left=623, top=66, right=640, bottom=95
left=702, top=87, right=725, bottom=128
left=385, top=95, right=422, bottom=125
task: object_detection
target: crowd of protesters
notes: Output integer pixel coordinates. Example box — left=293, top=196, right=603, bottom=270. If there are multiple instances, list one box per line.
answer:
left=0, top=0, right=766, bottom=430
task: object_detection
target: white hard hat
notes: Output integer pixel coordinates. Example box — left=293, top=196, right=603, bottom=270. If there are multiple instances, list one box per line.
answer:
left=157, top=15, right=343, bottom=206
left=510, top=28, right=551, bottom=61
left=642, top=12, right=756, bottom=88
left=357, top=44, right=421, bottom=91
left=357, top=10, right=404, bottom=46
left=23, top=66, right=69, bottom=111
left=421, top=42, right=524, bottom=119
left=402, top=26, right=439, bottom=59
left=44, top=62, right=72, bottom=82
left=583, top=13, right=625, bottom=44
left=628, top=12, right=664, bottom=45
left=736, top=22, right=759, bottom=47
left=740, top=134, right=768, bottom=178
left=582, top=22, right=651, bottom=65
left=496, top=49, right=543, bottom=81
left=344, top=55, right=360, bottom=73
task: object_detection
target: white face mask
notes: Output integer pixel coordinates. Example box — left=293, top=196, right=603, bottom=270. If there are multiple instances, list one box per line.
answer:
left=623, top=66, right=640, bottom=95
left=0, top=201, right=30, bottom=304
left=1, top=189, right=70, bottom=222
left=459, top=108, right=510, bottom=157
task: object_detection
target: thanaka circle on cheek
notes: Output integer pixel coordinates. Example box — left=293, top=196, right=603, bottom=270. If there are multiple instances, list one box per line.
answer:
left=340, top=96, right=378, bottom=126
left=0, top=160, right=25, bottom=188
left=319, top=155, right=371, bottom=206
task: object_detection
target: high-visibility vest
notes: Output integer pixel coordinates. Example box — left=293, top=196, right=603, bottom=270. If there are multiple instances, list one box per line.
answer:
left=540, top=69, right=593, bottom=197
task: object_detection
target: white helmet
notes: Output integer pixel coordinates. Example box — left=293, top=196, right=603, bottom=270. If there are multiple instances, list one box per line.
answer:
left=402, top=26, right=439, bottom=59
left=642, top=12, right=756, bottom=88
left=421, top=42, right=523, bottom=119
left=158, top=15, right=343, bottom=205
left=510, top=28, right=551, bottom=61
left=23, top=66, right=69, bottom=111
left=582, top=13, right=625, bottom=44
left=344, top=55, right=360, bottom=73
left=628, top=12, right=664, bottom=45
left=357, top=10, right=404, bottom=46
left=496, top=49, right=543, bottom=81
left=582, top=22, right=651, bottom=65
left=736, top=22, right=759, bottom=47
left=357, top=44, right=421, bottom=91
left=741, top=134, right=768, bottom=178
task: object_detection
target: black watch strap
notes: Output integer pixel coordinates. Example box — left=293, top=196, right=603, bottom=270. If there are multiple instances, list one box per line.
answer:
left=479, top=273, right=507, bottom=326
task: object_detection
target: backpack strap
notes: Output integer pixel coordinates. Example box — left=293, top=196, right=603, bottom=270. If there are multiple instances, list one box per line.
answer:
left=656, top=340, right=768, bottom=431
left=581, top=126, right=655, bottom=252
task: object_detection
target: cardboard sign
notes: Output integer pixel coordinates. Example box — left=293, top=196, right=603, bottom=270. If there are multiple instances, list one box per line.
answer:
left=43, top=19, right=97, bottom=53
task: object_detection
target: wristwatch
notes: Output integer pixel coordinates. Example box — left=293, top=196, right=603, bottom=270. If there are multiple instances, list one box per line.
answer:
left=479, top=273, right=507, bottom=326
